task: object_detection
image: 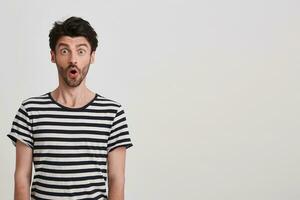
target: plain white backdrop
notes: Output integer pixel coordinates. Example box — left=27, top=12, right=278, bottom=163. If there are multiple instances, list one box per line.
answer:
left=1, top=0, right=299, bottom=199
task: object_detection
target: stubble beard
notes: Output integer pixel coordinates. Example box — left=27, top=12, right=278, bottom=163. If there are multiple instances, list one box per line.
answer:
left=57, top=61, right=91, bottom=88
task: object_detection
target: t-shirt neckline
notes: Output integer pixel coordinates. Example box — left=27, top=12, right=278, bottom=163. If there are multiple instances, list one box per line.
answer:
left=48, top=92, right=98, bottom=111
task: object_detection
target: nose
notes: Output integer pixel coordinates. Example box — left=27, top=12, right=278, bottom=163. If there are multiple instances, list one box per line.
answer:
left=69, top=52, right=78, bottom=65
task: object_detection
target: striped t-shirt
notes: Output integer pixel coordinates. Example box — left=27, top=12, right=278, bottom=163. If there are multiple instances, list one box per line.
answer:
left=7, top=92, right=133, bottom=200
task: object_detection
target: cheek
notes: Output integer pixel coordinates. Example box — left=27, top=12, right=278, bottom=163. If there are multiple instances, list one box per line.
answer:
left=57, top=65, right=66, bottom=74
left=77, top=58, right=91, bottom=69
left=82, top=56, right=92, bottom=63
left=56, top=56, right=68, bottom=64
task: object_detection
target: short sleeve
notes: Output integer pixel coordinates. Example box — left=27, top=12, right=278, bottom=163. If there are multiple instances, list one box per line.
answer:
left=7, top=102, right=34, bottom=149
left=107, top=104, right=133, bottom=153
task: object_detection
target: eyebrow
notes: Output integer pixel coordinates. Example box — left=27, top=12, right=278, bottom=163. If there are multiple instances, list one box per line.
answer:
left=57, top=43, right=89, bottom=48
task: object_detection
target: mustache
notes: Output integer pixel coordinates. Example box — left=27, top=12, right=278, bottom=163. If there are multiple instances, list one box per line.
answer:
left=67, top=64, right=79, bottom=72
left=68, top=64, right=78, bottom=69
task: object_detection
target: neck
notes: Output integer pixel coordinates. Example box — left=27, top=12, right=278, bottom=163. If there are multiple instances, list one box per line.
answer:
left=51, top=85, right=95, bottom=108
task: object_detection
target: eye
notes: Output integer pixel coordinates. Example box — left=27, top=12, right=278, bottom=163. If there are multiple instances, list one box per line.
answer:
left=60, top=48, right=69, bottom=55
left=78, top=49, right=86, bottom=56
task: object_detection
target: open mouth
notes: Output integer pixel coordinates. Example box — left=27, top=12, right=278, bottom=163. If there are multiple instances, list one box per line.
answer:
left=69, top=69, right=78, bottom=78
left=70, top=69, right=77, bottom=74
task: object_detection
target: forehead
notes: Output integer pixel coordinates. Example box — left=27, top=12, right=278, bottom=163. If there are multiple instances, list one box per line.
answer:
left=56, top=36, right=91, bottom=48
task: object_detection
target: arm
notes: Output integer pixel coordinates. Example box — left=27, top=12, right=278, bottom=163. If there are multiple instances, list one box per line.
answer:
left=107, top=147, right=127, bottom=200
left=14, top=141, right=33, bottom=200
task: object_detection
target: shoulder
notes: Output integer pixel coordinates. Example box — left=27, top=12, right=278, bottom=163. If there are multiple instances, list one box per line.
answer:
left=95, top=93, right=123, bottom=109
left=20, top=92, right=49, bottom=109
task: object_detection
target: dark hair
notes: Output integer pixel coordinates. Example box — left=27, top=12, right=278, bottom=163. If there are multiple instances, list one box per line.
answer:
left=49, top=16, right=98, bottom=52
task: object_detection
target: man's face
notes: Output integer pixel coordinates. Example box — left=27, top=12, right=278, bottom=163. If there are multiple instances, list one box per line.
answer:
left=50, top=36, right=95, bottom=87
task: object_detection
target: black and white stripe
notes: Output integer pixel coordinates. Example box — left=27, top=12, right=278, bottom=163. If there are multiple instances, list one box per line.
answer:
left=7, top=92, right=133, bottom=200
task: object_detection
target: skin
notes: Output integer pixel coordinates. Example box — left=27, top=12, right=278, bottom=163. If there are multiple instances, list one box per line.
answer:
left=14, top=36, right=127, bottom=200
left=14, top=141, right=32, bottom=200
left=108, top=147, right=126, bottom=200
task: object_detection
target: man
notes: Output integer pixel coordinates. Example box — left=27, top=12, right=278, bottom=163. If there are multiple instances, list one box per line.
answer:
left=7, top=16, right=133, bottom=200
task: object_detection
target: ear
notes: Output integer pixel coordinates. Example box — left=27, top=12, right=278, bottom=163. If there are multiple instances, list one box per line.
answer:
left=50, top=50, right=56, bottom=63
left=90, top=51, right=96, bottom=64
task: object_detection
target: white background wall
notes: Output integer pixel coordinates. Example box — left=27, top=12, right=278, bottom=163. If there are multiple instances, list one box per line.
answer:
left=1, top=0, right=299, bottom=199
